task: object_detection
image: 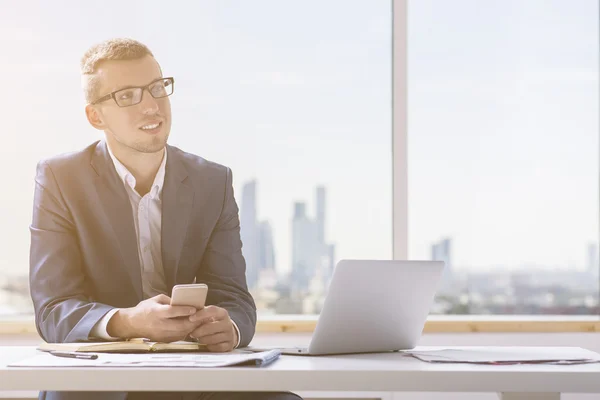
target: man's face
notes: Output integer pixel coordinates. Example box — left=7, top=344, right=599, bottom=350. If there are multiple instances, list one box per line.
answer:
left=90, top=55, right=172, bottom=154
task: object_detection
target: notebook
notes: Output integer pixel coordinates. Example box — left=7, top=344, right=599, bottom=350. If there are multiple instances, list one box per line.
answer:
left=38, top=338, right=207, bottom=353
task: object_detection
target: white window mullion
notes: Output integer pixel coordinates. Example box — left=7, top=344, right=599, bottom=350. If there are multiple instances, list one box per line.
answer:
left=393, top=0, right=408, bottom=260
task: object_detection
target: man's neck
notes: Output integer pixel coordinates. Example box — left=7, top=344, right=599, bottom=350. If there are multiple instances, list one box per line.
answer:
left=108, top=141, right=165, bottom=196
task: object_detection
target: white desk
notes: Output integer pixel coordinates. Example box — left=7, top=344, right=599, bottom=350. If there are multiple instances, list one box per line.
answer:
left=1, top=346, right=600, bottom=400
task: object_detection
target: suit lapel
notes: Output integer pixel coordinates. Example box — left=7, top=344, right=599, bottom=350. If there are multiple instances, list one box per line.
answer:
left=91, top=141, right=143, bottom=300
left=161, top=145, right=194, bottom=289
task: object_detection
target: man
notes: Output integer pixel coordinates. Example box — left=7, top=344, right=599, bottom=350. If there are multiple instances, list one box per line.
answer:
left=29, top=37, right=301, bottom=400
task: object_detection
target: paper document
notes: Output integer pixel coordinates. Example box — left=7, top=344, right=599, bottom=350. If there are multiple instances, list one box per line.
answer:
left=9, top=349, right=281, bottom=368
left=404, top=346, right=600, bottom=365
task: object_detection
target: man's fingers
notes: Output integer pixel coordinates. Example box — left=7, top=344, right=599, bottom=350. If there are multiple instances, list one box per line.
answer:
left=169, top=318, right=198, bottom=333
left=158, top=304, right=197, bottom=319
left=189, top=305, right=227, bottom=322
left=190, top=320, right=229, bottom=338
left=157, top=317, right=197, bottom=337
left=194, top=332, right=230, bottom=346
left=153, top=294, right=171, bottom=305
left=206, top=342, right=232, bottom=353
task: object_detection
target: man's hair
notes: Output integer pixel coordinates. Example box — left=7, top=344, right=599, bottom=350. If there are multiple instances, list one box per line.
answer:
left=80, top=38, right=155, bottom=103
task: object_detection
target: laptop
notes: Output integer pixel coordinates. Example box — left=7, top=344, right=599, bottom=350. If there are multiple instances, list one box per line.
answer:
left=247, top=259, right=444, bottom=356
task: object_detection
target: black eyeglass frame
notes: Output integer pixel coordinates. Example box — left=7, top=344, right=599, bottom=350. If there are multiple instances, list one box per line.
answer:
left=90, top=77, right=175, bottom=107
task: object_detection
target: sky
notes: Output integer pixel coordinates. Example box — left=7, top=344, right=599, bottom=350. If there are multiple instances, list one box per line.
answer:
left=408, top=0, right=599, bottom=271
left=0, top=0, right=598, bottom=278
left=0, top=0, right=392, bottom=277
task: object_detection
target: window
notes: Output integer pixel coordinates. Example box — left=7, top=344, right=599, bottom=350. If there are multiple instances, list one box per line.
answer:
left=408, top=0, right=600, bottom=315
left=0, top=1, right=392, bottom=317
left=4, top=0, right=595, bottom=323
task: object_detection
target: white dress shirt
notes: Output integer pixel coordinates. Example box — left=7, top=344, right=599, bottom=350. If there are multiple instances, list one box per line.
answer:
left=91, top=142, right=240, bottom=347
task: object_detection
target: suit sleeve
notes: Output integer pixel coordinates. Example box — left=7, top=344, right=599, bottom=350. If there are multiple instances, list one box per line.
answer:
left=29, top=161, right=115, bottom=343
left=196, top=167, right=257, bottom=347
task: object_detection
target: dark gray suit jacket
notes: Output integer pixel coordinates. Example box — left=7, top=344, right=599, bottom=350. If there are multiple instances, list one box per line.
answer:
left=29, top=140, right=256, bottom=400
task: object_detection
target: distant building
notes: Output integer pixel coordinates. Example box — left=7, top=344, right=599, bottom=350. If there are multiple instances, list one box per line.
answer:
left=258, top=221, right=275, bottom=272
left=240, top=180, right=276, bottom=290
left=431, top=238, right=452, bottom=278
left=587, top=242, right=599, bottom=278
left=316, top=187, right=325, bottom=245
left=291, top=187, right=336, bottom=292
left=291, top=202, right=319, bottom=291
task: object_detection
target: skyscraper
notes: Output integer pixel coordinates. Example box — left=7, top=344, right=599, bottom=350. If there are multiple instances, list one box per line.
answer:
left=586, top=242, right=599, bottom=277
left=316, top=186, right=335, bottom=283
left=291, top=187, right=337, bottom=293
left=240, top=181, right=260, bottom=289
left=326, top=243, right=336, bottom=285
left=431, top=238, right=452, bottom=277
left=258, top=221, right=275, bottom=272
left=316, top=186, right=325, bottom=246
left=240, top=179, right=280, bottom=292
left=291, top=202, right=319, bottom=291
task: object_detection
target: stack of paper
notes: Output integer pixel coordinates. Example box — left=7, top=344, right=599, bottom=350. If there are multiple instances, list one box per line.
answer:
left=404, top=347, right=600, bottom=365
left=9, top=349, right=281, bottom=368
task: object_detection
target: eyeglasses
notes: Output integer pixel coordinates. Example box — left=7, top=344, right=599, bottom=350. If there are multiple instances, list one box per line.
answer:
left=91, top=77, right=175, bottom=107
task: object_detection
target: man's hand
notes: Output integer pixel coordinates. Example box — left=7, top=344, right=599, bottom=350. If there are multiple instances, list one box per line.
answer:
left=188, top=305, right=238, bottom=352
left=107, top=294, right=198, bottom=342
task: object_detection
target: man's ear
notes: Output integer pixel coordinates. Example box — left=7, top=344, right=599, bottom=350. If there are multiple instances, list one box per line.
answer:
left=85, top=104, right=106, bottom=130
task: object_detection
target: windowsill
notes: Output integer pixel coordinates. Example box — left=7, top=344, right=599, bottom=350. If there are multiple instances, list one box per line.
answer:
left=255, top=314, right=600, bottom=333
left=1, top=314, right=599, bottom=335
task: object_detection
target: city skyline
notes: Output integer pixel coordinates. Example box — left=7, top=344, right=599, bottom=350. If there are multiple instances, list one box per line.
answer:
left=240, top=179, right=336, bottom=289
left=238, top=177, right=600, bottom=284
left=1, top=179, right=598, bottom=316
left=1, top=230, right=598, bottom=316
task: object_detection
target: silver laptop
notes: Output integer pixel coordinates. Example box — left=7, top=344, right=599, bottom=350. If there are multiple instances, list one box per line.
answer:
left=247, top=259, right=444, bottom=356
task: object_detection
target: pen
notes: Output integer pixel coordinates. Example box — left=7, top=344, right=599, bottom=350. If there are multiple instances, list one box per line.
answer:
left=49, top=351, right=98, bottom=360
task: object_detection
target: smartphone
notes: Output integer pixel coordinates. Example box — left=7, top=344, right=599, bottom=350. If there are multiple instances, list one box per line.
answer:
left=170, top=283, right=208, bottom=310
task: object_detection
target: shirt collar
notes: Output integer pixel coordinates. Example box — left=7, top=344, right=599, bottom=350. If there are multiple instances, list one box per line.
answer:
left=106, top=140, right=167, bottom=200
